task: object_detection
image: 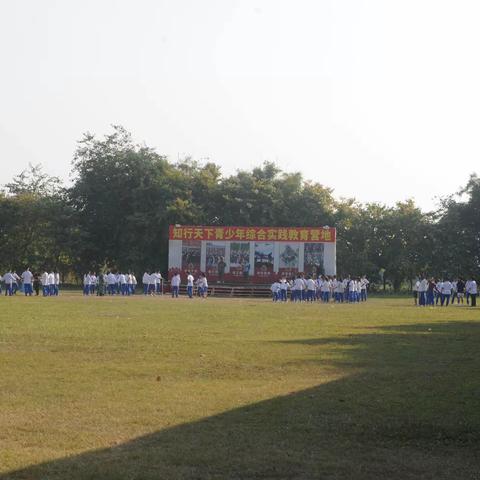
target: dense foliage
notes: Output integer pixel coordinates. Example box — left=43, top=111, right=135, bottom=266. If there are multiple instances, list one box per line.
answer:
left=1, top=126, right=478, bottom=289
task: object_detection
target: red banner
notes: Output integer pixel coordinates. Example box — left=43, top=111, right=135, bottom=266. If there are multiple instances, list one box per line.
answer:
left=169, top=225, right=336, bottom=243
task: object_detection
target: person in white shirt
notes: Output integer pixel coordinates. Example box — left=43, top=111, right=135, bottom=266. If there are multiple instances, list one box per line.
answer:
left=292, top=275, right=304, bottom=302
left=171, top=272, right=181, bottom=298
left=435, top=280, right=443, bottom=306
left=147, top=273, right=156, bottom=295
left=305, top=277, right=316, bottom=302
left=83, top=273, right=91, bottom=296
left=54, top=272, right=60, bottom=296
left=413, top=278, right=420, bottom=306
left=360, top=276, right=369, bottom=302
left=334, top=278, right=345, bottom=303
left=40, top=271, right=49, bottom=296
left=4, top=271, right=15, bottom=296
left=142, top=272, right=150, bottom=295
left=106, top=272, right=116, bottom=295
left=119, top=273, right=127, bottom=295
left=90, top=273, right=97, bottom=295
left=279, top=278, right=289, bottom=302
left=47, top=272, right=55, bottom=296
left=186, top=271, right=194, bottom=298
left=467, top=278, right=477, bottom=307
left=270, top=281, right=280, bottom=302
left=21, top=268, right=34, bottom=296
left=154, top=272, right=162, bottom=295
left=321, top=276, right=331, bottom=303
left=197, top=273, right=208, bottom=298
left=441, top=280, right=452, bottom=306
left=131, top=274, right=137, bottom=295
left=418, top=277, right=428, bottom=306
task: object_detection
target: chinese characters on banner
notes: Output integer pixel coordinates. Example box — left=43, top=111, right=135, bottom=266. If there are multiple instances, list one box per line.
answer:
left=169, top=225, right=336, bottom=243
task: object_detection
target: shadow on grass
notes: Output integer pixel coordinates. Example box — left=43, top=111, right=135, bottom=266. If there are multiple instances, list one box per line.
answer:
left=3, top=322, right=480, bottom=479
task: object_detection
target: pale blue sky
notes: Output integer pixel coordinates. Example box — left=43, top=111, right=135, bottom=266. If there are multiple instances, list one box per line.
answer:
left=1, top=0, right=479, bottom=209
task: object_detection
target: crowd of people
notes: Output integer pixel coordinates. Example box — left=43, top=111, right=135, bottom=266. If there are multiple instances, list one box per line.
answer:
left=270, top=275, right=370, bottom=302
left=413, top=277, right=478, bottom=307
left=2, top=268, right=478, bottom=308
left=0, top=269, right=60, bottom=296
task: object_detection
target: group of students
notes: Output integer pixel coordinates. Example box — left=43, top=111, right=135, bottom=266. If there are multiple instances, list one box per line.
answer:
left=1, top=269, right=60, bottom=296
left=170, top=271, right=209, bottom=298
left=270, top=275, right=370, bottom=303
left=82, top=272, right=142, bottom=296
left=413, top=277, right=478, bottom=307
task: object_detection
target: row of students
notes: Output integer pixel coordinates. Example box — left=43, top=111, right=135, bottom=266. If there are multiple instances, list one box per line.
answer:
left=270, top=275, right=370, bottom=302
left=414, top=277, right=478, bottom=307
left=83, top=272, right=140, bottom=296
left=1, top=269, right=60, bottom=296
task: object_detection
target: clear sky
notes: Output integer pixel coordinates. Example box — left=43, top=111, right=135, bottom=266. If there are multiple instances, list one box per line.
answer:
left=1, top=0, right=479, bottom=209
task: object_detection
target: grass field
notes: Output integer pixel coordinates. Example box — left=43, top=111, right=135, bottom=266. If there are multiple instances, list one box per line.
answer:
left=1, top=295, right=479, bottom=479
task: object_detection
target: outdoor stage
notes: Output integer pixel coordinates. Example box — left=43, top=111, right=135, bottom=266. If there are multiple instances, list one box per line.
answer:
left=168, top=225, right=337, bottom=283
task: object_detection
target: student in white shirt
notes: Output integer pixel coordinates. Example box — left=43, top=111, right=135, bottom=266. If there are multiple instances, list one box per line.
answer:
left=305, top=277, right=316, bottom=302
left=54, top=272, right=60, bottom=296
left=197, top=273, right=208, bottom=298
left=131, top=274, right=137, bottom=295
left=467, top=278, right=477, bottom=307
left=321, top=276, right=331, bottom=303
left=21, top=268, right=33, bottom=296
left=270, top=281, right=281, bottom=302
left=360, top=276, right=369, bottom=302
left=441, top=280, right=452, bottom=306
left=334, top=278, right=345, bottom=303
left=4, top=271, right=15, bottom=296
left=83, top=273, right=91, bottom=296
left=413, top=279, right=420, bottom=306
left=154, top=272, right=162, bottom=295
left=186, top=272, right=194, bottom=298
left=40, top=271, right=49, bottom=296
left=292, top=275, right=304, bottom=302
left=171, top=272, right=180, bottom=298
left=142, top=272, right=150, bottom=295
left=279, top=278, right=289, bottom=302
left=119, top=273, right=127, bottom=295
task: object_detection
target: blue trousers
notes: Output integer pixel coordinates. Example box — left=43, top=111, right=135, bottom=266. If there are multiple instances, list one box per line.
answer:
left=172, top=286, right=179, bottom=298
left=24, top=284, right=33, bottom=296
left=187, top=285, right=193, bottom=298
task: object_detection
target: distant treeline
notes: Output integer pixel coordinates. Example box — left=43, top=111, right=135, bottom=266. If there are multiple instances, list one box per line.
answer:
left=1, top=126, right=479, bottom=290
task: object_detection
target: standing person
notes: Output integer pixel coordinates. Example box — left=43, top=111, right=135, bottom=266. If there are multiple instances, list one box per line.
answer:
left=413, top=278, right=420, bottom=306
left=4, top=271, right=15, bottom=296
left=41, top=271, right=49, bottom=296
left=242, top=260, right=250, bottom=281
left=154, top=271, right=163, bottom=295
left=270, top=280, right=280, bottom=302
left=97, top=272, right=105, bottom=296
left=279, top=277, right=288, bottom=302
left=48, top=272, right=55, bottom=296
left=468, top=278, right=477, bottom=307
left=456, top=278, right=465, bottom=304
left=54, top=271, right=60, bottom=296
left=435, top=279, right=443, bottom=305
left=306, top=276, right=316, bottom=302
left=441, top=279, right=452, bottom=306
left=131, top=273, right=137, bottom=295
left=426, top=278, right=436, bottom=306
left=186, top=271, right=194, bottom=298
left=33, top=272, right=40, bottom=296
left=83, top=273, right=91, bottom=296
left=142, top=271, right=149, bottom=295
left=217, top=257, right=226, bottom=283
left=199, top=273, right=208, bottom=298
left=418, top=276, right=428, bottom=306
left=21, top=268, right=33, bottom=296
left=119, top=272, right=127, bottom=295
left=171, top=272, right=180, bottom=298
left=360, top=276, right=369, bottom=301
